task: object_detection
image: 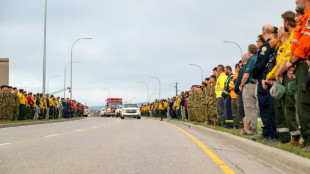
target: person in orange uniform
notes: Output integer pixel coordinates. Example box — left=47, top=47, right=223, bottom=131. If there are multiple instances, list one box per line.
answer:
left=286, top=0, right=310, bottom=151
left=229, top=63, right=242, bottom=129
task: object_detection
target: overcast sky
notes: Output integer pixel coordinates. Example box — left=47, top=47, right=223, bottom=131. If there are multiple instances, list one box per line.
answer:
left=0, top=0, right=295, bottom=106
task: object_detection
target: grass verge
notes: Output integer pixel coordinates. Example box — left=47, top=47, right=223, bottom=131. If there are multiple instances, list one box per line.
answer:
left=0, top=118, right=73, bottom=125
left=143, top=116, right=310, bottom=159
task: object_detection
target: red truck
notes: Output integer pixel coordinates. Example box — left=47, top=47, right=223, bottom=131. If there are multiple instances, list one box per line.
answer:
left=103, top=98, right=123, bottom=117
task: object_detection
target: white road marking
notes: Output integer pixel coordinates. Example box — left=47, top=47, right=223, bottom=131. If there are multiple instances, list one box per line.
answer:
left=75, top=129, right=84, bottom=132
left=91, top=126, right=98, bottom=128
left=44, top=134, right=59, bottom=138
left=0, top=143, right=11, bottom=146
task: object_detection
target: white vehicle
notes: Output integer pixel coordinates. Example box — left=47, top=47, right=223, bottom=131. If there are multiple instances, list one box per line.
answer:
left=120, top=103, right=141, bottom=119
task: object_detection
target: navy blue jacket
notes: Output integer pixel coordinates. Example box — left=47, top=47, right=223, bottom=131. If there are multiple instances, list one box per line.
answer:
left=253, top=39, right=274, bottom=80
left=234, top=65, right=245, bottom=94
left=221, top=74, right=234, bottom=99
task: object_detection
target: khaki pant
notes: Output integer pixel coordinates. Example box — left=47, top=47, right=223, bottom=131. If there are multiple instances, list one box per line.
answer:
left=181, top=106, right=186, bottom=120
left=243, top=83, right=258, bottom=134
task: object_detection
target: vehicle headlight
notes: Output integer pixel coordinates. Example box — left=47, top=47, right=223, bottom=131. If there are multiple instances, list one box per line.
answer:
left=122, top=109, right=125, bottom=113
left=136, top=109, right=140, bottom=113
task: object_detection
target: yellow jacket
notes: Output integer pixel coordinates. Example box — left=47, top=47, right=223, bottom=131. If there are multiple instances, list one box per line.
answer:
left=49, top=98, right=55, bottom=107
left=40, top=99, right=44, bottom=108
left=18, top=93, right=26, bottom=105
left=215, top=73, right=227, bottom=98
left=164, top=102, right=168, bottom=109
left=44, top=99, right=47, bottom=109
left=56, top=101, right=60, bottom=108
left=33, top=98, right=37, bottom=107
left=267, top=33, right=293, bottom=80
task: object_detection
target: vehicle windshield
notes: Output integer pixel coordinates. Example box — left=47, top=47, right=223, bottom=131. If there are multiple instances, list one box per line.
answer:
left=107, top=102, right=122, bottom=107
left=123, top=104, right=138, bottom=108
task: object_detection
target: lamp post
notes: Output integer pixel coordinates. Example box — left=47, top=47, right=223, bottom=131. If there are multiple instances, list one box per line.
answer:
left=70, top=37, right=92, bottom=100
left=102, top=89, right=111, bottom=98
left=139, top=82, right=149, bottom=103
left=223, top=41, right=243, bottom=58
left=189, top=64, right=204, bottom=82
left=47, top=75, right=59, bottom=94
left=64, top=61, right=79, bottom=98
left=150, top=76, right=161, bottom=100
left=149, top=93, right=157, bottom=102
left=42, top=0, right=47, bottom=95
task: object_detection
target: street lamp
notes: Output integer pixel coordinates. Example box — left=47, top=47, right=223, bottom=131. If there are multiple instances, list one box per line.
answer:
left=47, top=75, right=59, bottom=94
left=70, top=37, right=92, bottom=100
left=102, top=89, right=111, bottom=98
left=223, top=41, right=243, bottom=58
left=42, top=0, right=47, bottom=95
left=189, top=64, right=204, bottom=82
left=25, top=83, right=36, bottom=92
left=64, top=61, right=79, bottom=98
left=139, top=82, right=149, bottom=103
left=150, top=76, right=161, bottom=100
left=149, top=93, right=157, bottom=102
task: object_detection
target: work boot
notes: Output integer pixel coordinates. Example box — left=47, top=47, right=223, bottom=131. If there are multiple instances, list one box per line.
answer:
left=264, top=138, right=280, bottom=144
left=287, top=139, right=300, bottom=147
left=304, top=145, right=310, bottom=152
left=252, top=134, right=270, bottom=141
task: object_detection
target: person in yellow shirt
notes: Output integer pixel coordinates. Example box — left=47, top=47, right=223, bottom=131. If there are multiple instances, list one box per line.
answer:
left=272, top=11, right=300, bottom=146
left=18, top=89, right=26, bottom=120
left=55, top=97, right=61, bottom=119
left=32, top=94, right=38, bottom=120
left=44, top=97, right=48, bottom=119
left=159, top=100, right=167, bottom=121
left=39, top=94, right=44, bottom=119
left=49, top=95, right=55, bottom=119
left=215, top=64, right=227, bottom=127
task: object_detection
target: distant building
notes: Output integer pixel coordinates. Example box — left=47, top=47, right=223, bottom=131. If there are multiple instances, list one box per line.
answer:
left=0, top=58, right=9, bottom=86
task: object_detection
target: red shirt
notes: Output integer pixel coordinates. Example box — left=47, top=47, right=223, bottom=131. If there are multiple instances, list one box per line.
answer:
left=27, top=96, right=34, bottom=106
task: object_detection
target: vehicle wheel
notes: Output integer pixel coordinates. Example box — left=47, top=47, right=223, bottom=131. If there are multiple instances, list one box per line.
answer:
left=137, top=117, right=141, bottom=119
left=121, top=117, right=124, bottom=119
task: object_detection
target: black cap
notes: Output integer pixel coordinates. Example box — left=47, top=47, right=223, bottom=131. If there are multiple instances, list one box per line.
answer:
left=272, top=26, right=278, bottom=34
left=210, top=75, right=216, bottom=79
left=205, top=78, right=210, bottom=81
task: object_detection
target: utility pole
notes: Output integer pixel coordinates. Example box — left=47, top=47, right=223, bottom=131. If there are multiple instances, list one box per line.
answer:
left=174, top=82, right=179, bottom=96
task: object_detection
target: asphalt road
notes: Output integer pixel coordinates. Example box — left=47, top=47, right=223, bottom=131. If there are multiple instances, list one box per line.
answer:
left=0, top=117, right=288, bottom=174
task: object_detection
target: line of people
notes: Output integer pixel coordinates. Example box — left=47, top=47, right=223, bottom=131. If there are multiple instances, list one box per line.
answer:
left=0, top=85, right=86, bottom=122
left=142, top=3, right=310, bottom=151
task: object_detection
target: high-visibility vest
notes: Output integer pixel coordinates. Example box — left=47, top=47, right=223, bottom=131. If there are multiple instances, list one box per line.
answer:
left=229, top=72, right=238, bottom=99
left=215, top=73, right=227, bottom=98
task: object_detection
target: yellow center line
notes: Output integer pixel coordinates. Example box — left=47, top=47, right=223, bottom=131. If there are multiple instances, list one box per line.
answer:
left=163, top=121, right=236, bottom=174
